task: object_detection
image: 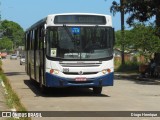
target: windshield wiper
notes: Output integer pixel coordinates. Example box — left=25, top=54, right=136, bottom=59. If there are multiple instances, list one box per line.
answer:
left=63, top=24, right=82, bottom=59
left=63, top=24, right=75, bottom=42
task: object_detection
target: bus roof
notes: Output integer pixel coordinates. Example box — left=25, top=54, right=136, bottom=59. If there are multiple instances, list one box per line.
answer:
left=47, top=13, right=111, bottom=17
left=26, top=13, right=112, bottom=31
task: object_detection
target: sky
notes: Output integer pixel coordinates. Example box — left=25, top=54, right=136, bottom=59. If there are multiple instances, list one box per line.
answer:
left=1, top=0, right=129, bottom=31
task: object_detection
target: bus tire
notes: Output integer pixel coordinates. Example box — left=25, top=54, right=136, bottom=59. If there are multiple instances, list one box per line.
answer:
left=39, top=68, right=48, bottom=94
left=93, top=87, right=102, bottom=94
left=40, top=85, right=48, bottom=94
left=39, top=78, right=48, bottom=94
left=29, top=64, right=32, bottom=80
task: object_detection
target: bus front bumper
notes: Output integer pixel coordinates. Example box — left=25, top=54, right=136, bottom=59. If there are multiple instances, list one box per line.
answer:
left=45, top=72, right=114, bottom=87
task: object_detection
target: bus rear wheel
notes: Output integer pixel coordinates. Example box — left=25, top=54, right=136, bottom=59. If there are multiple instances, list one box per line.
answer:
left=39, top=68, right=48, bottom=94
left=93, top=87, right=102, bottom=94
left=40, top=84, right=48, bottom=94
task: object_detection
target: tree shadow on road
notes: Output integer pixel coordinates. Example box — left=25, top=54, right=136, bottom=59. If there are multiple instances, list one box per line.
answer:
left=23, top=79, right=110, bottom=98
left=4, top=72, right=26, bottom=76
left=115, top=74, right=160, bottom=85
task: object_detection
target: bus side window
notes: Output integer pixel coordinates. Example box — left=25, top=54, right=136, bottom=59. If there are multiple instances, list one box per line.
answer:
left=29, top=31, right=32, bottom=50
left=32, top=30, right=35, bottom=50
left=26, top=32, right=30, bottom=50
left=34, top=29, right=38, bottom=50
left=39, top=27, right=44, bottom=50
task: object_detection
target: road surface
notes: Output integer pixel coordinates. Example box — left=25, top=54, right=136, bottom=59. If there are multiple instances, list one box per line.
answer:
left=1, top=57, right=160, bottom=120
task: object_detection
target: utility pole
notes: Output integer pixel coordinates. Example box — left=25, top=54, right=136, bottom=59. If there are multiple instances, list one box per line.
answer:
left=0, top=1, right=4, bottom=39
left=0, top=1, right=2, bottom=39
left=120, top=0, right=125, bottom=65
left=0, top=1, right=1, bottom=20
left=0, top=1, right=1, bottom=27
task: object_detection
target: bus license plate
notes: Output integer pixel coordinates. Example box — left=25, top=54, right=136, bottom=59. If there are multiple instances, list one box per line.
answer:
left=75, top=77, right=87, bottom=81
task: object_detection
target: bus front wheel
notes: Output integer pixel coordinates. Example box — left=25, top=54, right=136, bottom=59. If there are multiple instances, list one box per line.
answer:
left=93, top=87, right=102, bottom=94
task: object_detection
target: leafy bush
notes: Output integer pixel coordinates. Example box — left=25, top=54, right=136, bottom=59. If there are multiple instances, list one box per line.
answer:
left=115, top=61, right=140, bottom=72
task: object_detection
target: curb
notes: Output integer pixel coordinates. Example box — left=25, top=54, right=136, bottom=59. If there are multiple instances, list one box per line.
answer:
left=114, top=73, right=160, bottom=84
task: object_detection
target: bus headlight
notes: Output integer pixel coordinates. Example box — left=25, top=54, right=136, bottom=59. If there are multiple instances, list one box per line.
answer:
left=102, top=69, right=111, bottom=74
left=50, top=69, right=59, bottom=74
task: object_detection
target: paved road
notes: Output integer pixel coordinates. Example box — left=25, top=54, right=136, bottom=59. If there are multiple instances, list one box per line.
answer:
left=1, top=57, right=160, bottom=120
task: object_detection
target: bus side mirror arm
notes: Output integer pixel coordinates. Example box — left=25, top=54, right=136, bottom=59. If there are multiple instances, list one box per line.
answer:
left=43, top=24, right=47, bottom=49
left=44, top=24, right=47, bottom=35
left=112, top=28, right=115, bottom=46
left=44, top=39, right=46, bottom=49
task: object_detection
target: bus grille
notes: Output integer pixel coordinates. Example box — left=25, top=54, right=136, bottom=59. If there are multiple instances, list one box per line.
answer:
left=68, top=80, right=93, bottom=84
left=60, top=63, right=101, bottom=67
left=63, top=72, right=98, bottom=75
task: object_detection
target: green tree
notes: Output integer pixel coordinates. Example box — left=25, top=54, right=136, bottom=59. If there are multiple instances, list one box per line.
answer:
left=0, top=37, right=13, bottom=50
left=130, top=24, right=160, bottom=59
left=115, top=30, right=132, bottom=51
left=110, top=0, right=160, bottom=62
left=115, top=24, right=160, bottom=60
left=1, top=20, right=24, bottom=49
left=110, top=0, right=160, bottom=28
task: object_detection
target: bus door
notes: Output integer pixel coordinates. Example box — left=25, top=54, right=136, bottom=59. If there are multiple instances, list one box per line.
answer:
left=39, top=27, right=45, bottom=86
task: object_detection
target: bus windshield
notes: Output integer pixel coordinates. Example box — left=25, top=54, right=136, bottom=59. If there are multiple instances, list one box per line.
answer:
left=46, top=26, right=114, bottom=60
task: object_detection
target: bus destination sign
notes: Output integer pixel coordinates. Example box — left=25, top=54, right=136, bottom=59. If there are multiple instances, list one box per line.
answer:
left=54, top=15, right=106, bottom=25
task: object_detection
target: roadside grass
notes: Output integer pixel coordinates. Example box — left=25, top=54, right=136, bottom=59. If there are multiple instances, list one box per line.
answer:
left=0, top=61, right=31, bottom=120
left=114, top=61, right=140, bottom=73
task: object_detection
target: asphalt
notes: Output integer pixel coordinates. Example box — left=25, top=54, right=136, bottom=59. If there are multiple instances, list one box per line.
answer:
left=0, top=58, right=160, bottom=120
left=115, top=72, right=160, bottom=85
left=0, top=70, right=159, bottom=112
